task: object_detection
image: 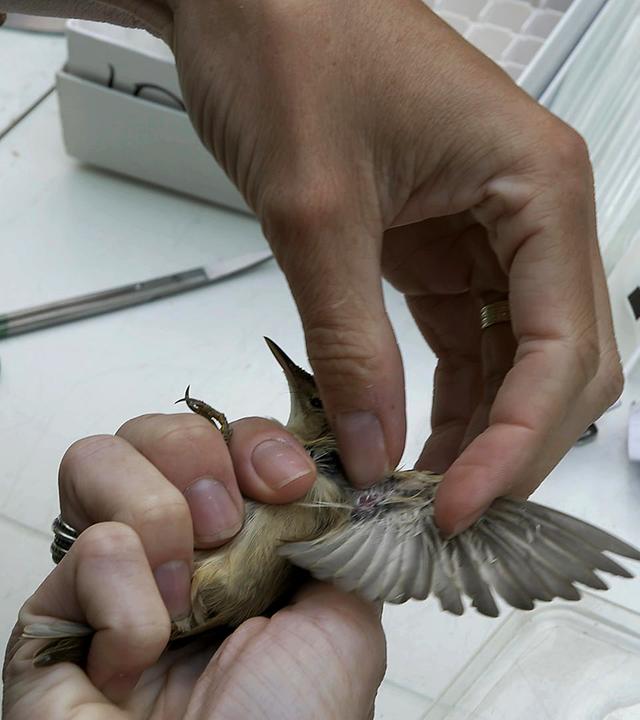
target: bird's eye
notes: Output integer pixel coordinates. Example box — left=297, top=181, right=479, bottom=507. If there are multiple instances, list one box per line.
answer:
left=310, top=397, right=323, bottom=409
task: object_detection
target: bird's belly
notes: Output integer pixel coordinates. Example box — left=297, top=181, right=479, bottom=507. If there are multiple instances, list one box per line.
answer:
left=173, top=474, right=347, bottom=638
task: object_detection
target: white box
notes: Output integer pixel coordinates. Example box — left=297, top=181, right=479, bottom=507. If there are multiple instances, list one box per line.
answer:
left=65, top=21, right=180, bottom=107
left=56, top=69, right=250, bottom=214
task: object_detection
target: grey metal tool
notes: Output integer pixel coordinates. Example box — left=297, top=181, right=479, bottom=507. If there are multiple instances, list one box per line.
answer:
left=0, top=249, right=273, bottom=339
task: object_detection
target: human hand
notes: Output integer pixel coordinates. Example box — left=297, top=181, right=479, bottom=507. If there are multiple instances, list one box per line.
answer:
left=164, top=0, right=622, bottom=533
left=1, top=0, right=624, bottom=534
left=3, top=414, right=385, bottom=719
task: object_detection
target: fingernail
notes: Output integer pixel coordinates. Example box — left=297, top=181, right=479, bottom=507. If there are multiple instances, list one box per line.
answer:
left=184, top=478, right=243, bottom=544
left=251, top=439, right=315, bottom=489
left=101, top=671, right=139, bottom=704
left=334, top=411, right=388, bottom=488
left=153, top=560, right=191, bottom=620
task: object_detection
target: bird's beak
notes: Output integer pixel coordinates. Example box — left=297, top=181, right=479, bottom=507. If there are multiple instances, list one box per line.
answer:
left=264, top=337, right=314, bottom=387
left=264, top=338, right=326, bottom=441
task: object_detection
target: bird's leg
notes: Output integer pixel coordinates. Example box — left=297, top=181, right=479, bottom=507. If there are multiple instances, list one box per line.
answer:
left=176, top=386, right=232, bottom=444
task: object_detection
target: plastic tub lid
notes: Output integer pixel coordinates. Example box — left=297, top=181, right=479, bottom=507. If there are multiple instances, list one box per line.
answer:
left=425, top=592, right=640, bottom=720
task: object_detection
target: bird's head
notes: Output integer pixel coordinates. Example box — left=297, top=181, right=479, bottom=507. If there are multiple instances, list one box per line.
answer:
left=264, top=337, right=331, bottom=444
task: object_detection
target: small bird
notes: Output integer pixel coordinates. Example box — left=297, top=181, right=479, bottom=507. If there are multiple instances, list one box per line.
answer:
left=26, top=338, right=640, bottom=666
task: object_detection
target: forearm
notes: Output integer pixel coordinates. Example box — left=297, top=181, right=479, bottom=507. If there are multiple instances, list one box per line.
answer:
left=0, top=0, right=173, bottom=39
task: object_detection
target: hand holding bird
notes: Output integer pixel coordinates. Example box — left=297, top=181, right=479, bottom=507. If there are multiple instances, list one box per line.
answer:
left=4, top=344, right=387, bottom=717
left=16, top=340, right=640, bottom=675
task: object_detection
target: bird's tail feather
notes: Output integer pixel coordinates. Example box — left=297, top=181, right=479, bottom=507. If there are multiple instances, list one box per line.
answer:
left=23, top=621, right=93, bottom=667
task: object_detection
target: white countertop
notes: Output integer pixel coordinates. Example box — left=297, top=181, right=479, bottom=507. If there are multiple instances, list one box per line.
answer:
left=1, top=25, right=639, bottom=720
left=0, top=27, right=66, bottom=134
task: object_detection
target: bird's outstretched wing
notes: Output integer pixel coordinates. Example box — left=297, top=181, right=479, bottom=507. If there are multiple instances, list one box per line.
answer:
left=279, top=495, right=640, bottom=617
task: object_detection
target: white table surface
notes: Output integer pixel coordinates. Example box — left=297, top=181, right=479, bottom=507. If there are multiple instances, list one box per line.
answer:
left=1, top=29, right=640, bottom=720
left=0, top=26, right=66, bottom=135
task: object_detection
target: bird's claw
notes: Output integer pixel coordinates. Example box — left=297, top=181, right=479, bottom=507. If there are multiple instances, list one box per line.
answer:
left=176, top=386, right=232, bottom=443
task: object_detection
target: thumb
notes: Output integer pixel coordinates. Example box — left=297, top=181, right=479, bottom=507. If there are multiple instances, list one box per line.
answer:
left=266, top=212, right=405, bottom=488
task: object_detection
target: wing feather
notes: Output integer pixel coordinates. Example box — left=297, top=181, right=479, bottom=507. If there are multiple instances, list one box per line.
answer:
left=475, top=522, right=569, bottom=602
left=477, top=523, right=571, bottom=606
left=335, top=524, right=389, bottom=589
left=387, top=534, right=424, bottom=603
left=453, top=532, right=500, bottom=617
left=522, top=500, right=640, bottom=560
left=489, top=511, right=609, bottom=591
left=411, top=530, right=433, bottom=600
left=279, top=486, right=639, bottom=616
left=381, top=532, right=424, bottom=604
left=426, top=523, right=464, bottom=615
left=277, top=531, right=345, bottom=568
left=365, top=537, right=406, bottom=602
left=306, top=526, right=376, bottom=581
left=494, top=503, right=634, bottom=578
left=486, top=516, right=585, bottom=601
left=23, top=621, right=93, bottom=668
left=23, top=621, right=92, bottom=639
left=352, top=524, right=399, bottom=601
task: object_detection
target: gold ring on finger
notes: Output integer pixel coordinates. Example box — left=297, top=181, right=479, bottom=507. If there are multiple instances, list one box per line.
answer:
left=480, top=300, right=511, bottom=330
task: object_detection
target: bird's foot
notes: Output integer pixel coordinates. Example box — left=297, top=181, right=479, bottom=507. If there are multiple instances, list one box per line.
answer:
left=176, top=386, right=232, bottom=443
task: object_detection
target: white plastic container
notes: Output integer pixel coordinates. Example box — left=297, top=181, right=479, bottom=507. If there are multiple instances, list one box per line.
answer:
left=426, top=593, right=640, bottom=720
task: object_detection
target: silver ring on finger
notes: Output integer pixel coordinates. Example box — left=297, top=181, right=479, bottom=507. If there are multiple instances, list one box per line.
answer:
left=51, top=514, right=79, bottom=564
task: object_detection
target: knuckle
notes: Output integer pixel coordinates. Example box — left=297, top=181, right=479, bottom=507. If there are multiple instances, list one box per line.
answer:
left=261, top=180, right=350, bottom=244
left=300, top=286, right=380, bottom=331
left=61, top=435, right=123, bottom=473
left=128, top=494, right=191, bottom=536
left=569, top=331, right=623, bottom=415
left=119, top=618, right=171, bottom=662
left=593, top=350, right=624, bottom=411
left=547, top=122, right=590, bottom=168
left=59, top=435, right=124, bottom=496
left=155, top=415, right=221, bottom=452
left=571, top=331, right=601, bottom=388
left=75, top=522, right=142, bottom=563
left=116, top=413, right=163, bottom=436
left=305, top=323, right=385, bottom=394
left=540, top=121, right=593, bottom=194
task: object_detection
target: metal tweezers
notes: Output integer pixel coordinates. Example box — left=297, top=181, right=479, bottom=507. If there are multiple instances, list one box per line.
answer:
left=0, top=249, right=273, bottom=339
